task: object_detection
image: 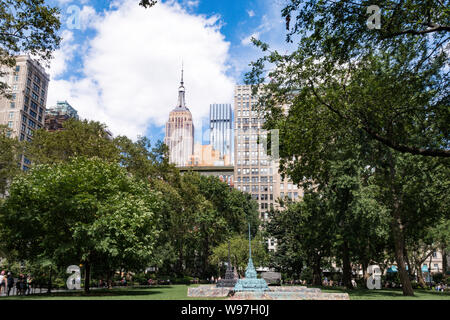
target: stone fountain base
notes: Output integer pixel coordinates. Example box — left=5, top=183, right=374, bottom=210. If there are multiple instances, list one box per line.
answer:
left=187, top=285, right=350, bottom=300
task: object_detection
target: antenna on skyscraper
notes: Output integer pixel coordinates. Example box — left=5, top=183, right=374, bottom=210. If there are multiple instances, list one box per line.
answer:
left=181, top=60, right=184, bottom=86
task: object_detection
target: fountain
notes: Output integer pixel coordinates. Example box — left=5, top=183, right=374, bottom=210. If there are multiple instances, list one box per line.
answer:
left=216, top=241, right=237, bottom=288
left=233, top=223, right=269, bottom=292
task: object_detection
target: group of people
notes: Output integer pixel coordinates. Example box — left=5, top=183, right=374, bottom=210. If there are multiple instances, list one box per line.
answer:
left=435, top=283, right=448, bottom=292
left=0, top=271, right=33, bottom=296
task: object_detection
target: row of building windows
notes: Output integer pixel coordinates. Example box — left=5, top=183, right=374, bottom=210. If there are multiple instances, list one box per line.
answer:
left=237, top=167, right=273, bottom=174
left=280, top=183, right=299, bottom=190
left=280, top=192, right=300, bottom=200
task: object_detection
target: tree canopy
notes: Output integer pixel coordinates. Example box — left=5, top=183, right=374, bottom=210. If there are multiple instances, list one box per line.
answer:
left=0, top=157, right=162, bottom=293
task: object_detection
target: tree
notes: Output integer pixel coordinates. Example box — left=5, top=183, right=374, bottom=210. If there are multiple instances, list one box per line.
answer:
left=0, top=157, right=161, bottom=294
left=114, top=135, right=177, bottom=182
left=268, top=192, right=336, bottom=285
left=0, top=0, right=61, bottom=97
left=28, top=119, right=119, bottom=165
left=248, top=1, right=449, bottom=157
left=246, top=1, right=449, bottom=293
left=139, top=0, right=157, bottom=8
left=150, top=171, right=260, bottom=278
left=0, top=125, right=22, bottom=195
left=210, top=235, right=269, bottom=278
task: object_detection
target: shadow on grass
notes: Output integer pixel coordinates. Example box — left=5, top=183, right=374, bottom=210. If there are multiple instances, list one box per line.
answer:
left=310, top=285, right=450, bottom=299
left=2, top=286, right=178, bottom=299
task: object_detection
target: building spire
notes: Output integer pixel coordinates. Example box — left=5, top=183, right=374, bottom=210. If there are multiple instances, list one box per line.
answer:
left=181, top=60, right=184, bottom=86
left=177, top=62, right=186, bottom=108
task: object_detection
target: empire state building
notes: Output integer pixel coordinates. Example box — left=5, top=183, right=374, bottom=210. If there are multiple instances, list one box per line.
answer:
left=164, top=69, right=194, bottom=167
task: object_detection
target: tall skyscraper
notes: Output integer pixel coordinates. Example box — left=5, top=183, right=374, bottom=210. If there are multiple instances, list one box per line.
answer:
left=164, top=68, right=194, bottom=167
left=233, top=84, right=302, bottom=251
left=45, top=100, right=79, bottom=131
left=210, top=103, right=233, bottom=165
left=0, top=55, right=49, bottom=170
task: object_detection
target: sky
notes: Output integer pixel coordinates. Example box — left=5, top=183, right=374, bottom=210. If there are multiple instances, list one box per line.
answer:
left=45, top=0, right=293, bottom=144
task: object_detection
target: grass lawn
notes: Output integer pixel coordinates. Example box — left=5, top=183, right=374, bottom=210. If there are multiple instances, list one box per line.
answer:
left=0, top=285, right=224, bottom=300
left=1, top=284, right=448, bottom=300
left=317, top=286, right=450, bottom=300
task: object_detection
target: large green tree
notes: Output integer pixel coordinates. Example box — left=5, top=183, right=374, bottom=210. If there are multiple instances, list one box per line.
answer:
left=0, top=157, right=161, bottom=293
left=0, top=0, right=61, bottom=96
left=150, top=171, right=260, bottom=278
left=246, top=1, right=449, bottom=296
left=28, top=119, right=119, bottom=165
left=249, top=1, right=449, bottom=158
left=210, top=234, right=269, bottom=278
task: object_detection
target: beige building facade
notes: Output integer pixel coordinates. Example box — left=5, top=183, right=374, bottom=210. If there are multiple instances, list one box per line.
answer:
left=188, top=143, right=231, bottom=167
left=233, top=84, right=302, bottom=250
left=164, top=70, right=194, bottom=167
left=0, top=55, right=49, bottom=170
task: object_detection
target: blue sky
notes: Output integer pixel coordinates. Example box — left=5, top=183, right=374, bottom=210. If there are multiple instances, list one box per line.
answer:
left=46, top=0, right=291, bottom=144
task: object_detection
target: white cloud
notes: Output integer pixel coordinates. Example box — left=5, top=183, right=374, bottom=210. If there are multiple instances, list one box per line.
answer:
left=78, top=5, right=99, bottom=31
left=47, top=0, right=235, bottom=140
left=247, top=10, right=255, bottom=17
left=48, top=30, right=78, bottom=78
left=185, top=0, right=200, bottom=8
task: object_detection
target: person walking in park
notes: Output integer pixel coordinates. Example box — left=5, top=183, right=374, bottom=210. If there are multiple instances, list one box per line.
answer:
left=0, top=271, right=6, bottom=295
left=16, top=274, right=23, bottom=295
left=26, top=275, right=32, bottom=295
left=6, top=272, right=14, bottom=296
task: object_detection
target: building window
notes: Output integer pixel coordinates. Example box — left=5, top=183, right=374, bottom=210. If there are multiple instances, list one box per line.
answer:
left=34, top=75, right=41, bottom=84
left=15, top=66, right=20, bottom=72
left=7, top=121, right=13, bottom=128
left=10, top=102, right=15, bottom=109
left=9, top=112, right=14, bottom=119
left=20, top=133, right=24, bottom=141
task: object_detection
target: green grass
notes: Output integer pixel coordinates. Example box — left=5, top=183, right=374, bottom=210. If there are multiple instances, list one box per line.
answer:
left=0, top=285, right=224, bottom=300
left=317, top=286, right=450, bottom=300
left=1, top=285, right=448, bottom=300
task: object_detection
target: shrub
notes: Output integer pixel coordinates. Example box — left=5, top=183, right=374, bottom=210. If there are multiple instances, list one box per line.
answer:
left=432, top=273, right=444, bottom=283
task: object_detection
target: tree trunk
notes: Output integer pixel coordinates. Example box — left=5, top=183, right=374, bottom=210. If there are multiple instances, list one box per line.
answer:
left=342, top=241, right=353, bottom=289
left=177, top=245, right=184, bottom=276
left=387, top=148, right=414, bottom=296
left=84, top=262, right=91, bottom=294
left=312, top=253, right=322, bottom=286
left=404, top=247, right=413, bottom=279
left=47, top=266, right=52, bottom=294
left=442, top=246, right=448, bottom=278
left=362, top=259, right=369, bottom=282
left=106, top=270, right=113, bottom=289
left=417, top=267, right=426, bottom=288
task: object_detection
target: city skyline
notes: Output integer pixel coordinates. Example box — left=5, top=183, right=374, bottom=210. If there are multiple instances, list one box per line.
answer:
left=43, top=0, right=294, bottom=144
